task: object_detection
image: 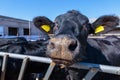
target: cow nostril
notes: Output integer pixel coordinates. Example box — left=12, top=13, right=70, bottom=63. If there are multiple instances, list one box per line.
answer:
left=68, top=41, right=78, bottom=51
left=49, top=42, right=55, bottom=49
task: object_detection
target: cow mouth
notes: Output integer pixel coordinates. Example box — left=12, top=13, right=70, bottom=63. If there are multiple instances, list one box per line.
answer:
left=51, top=58, right=73, bottom=66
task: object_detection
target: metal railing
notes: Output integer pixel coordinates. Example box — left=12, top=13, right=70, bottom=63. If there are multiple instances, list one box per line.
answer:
left=0, top=52, right=54, bottom=80
left=70, top=62, right=120, bottom=80
left=0, top=52, right=120, bottom=80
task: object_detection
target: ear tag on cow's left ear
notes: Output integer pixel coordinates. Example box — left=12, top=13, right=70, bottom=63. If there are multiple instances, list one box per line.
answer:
left=95, top=25, right=104, bottom=33
left=41, top=25, right=51, bottom=32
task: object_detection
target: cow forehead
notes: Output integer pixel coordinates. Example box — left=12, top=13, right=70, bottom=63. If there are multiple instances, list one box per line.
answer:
left=54, top=11, right=89, bottom=26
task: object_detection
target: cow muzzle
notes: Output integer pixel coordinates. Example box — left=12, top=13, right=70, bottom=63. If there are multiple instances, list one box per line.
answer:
left=46, top=35, right=80, bottom=65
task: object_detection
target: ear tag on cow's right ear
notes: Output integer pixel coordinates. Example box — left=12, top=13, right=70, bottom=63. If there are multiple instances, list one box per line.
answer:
left=41, top=25, right=51, bottom=32
left=95, top=25, right=104, bottom=33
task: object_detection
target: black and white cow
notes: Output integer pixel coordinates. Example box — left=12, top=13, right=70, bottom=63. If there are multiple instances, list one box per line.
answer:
left=33, top=10, right=120, bottom=80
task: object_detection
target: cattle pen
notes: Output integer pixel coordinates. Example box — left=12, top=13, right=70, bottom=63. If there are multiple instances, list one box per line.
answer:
left=0, top=52, right=120, bottom=80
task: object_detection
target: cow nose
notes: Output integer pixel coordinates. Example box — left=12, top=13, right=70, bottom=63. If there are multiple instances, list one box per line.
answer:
left=68, top=40, right=77, bottom=51
left=48, top=38, right=78, bottom=51
left=49, top=41, right=55, bottom=49
left=46, top=36, right=79, bottom=61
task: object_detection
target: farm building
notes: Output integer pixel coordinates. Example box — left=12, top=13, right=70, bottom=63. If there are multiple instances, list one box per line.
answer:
left=0, top=15, right=44, bottom=36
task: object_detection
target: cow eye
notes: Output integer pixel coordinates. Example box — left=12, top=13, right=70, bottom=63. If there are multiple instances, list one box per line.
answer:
left=53, top=23, right=59, bottom=32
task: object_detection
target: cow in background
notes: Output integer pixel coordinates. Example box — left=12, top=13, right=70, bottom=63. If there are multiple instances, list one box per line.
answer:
left=33, top=10, right=120, bottom=80
left=0, top=26, right=68, bottom=80
left=0, top=37, right=50, bottom=80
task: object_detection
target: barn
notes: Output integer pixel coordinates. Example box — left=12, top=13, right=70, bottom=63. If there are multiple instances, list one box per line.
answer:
left=0, top=15, right=49, bottom=40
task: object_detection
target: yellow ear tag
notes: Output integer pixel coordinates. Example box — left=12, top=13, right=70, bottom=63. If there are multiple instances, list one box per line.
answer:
left=95, top=25, right=104, bottom=33
left=41, top=25, right=51, bottom=32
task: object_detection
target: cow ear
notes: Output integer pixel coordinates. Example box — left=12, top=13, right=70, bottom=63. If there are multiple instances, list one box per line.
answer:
left=33, top=16, right=54, bottom=34
left=90, top=15, right=119, bottom=34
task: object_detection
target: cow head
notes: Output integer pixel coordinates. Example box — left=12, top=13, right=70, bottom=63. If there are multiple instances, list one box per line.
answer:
left=33, top=10, right=119, bottom=66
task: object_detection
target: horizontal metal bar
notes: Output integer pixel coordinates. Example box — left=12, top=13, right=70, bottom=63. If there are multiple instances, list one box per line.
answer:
left=0, top=52, right=120, bottom=76
left=0, top=52, right=52, bottom=64
left=70, top=62, right=120, bottom=75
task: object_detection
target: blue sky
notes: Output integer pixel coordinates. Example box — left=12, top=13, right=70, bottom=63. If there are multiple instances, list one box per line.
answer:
left=0, top=0, right=120, bottom=21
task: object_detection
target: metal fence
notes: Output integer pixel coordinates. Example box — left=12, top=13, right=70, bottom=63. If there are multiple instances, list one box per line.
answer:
left=0, top=52, right=120, bottom=80
left=0, top=52, right=54, bottom=80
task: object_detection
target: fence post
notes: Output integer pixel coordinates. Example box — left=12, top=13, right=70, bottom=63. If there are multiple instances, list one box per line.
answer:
left=18, top=57, right=29, bottom=80
left=1, top=54, right=9, bottom=80
left=82, top=68, right=99, bottom=80
left=43, top=62, right=56, bottom=80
